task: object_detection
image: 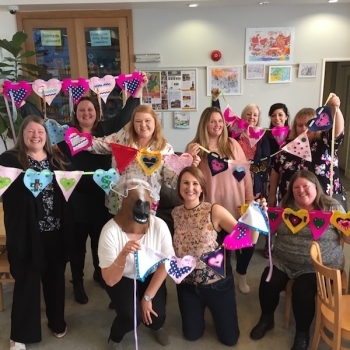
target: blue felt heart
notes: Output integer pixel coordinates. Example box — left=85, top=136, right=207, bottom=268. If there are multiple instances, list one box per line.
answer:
left=93, top=168, right=120, bottom=194
left=306, top=106, right=333, bottom=131
left=200, top=245, right=226, bottom=278
left=45, top=119, right=69, bottom=146
left=23, top=169, right=53, bottom=197
left=232, top=166, right=246, bottom=182
left=207, top=152, right=228, bottom=176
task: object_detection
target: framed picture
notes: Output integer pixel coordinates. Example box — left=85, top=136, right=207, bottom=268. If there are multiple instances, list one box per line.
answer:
left=155, top=111, right=163, bottom=128
left=245, top=27, right=295, bottom=64
left=268, top=66, right=292, bottom=84
left=246, top=64, right=265, bottom=79
left=207, top=66, right=243, bottom=96
left=174, top=112, right=190, bottom=129
left=298, top=63, right=317, bottom=78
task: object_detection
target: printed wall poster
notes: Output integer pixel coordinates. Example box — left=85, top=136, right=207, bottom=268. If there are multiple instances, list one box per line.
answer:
left=207, top=66, right=243, bottom=96
left=174, top=112, right=190, bottom=129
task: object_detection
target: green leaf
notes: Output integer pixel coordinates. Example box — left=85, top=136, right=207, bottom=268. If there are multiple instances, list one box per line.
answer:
left=0, top=117, right=7, bottom=134
left=0, top=39, right=15, bottom=54
left=3, top=57, right=16, bottom=62
left=12, top=32, right=28, bottom=47
left=19, top=63, right=41, bottom=71
left=0, top=63, right=13, bottom=68
left=19, top=51, right=36, bottom=58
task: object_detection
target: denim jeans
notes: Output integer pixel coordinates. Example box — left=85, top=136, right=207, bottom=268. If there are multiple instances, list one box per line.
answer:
left=176, top=274, right=240, bottom=346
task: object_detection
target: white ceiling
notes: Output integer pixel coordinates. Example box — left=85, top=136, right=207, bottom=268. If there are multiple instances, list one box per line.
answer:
left=1, top=0, right=350, bottom=12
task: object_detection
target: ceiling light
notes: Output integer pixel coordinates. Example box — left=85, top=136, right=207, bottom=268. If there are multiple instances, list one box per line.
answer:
left=328, top=0, right=338, bottom=2
left=188, top=4, right=198, bottom=7
left=259, top=1, right=269, bottom=4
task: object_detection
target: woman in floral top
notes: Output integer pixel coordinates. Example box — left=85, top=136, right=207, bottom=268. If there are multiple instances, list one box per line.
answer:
left=172, top=166, right=265, bottom=346
left=269, top=93, right=347, bottom=211
left=88, top=105, right=198, bottom=215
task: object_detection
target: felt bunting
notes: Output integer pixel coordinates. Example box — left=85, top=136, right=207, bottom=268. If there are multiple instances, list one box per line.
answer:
left=308, top=210, right=333, bottom=240
left=330, top=210, right=350, bottom=236
left=45, top=119, right=69, bottom=146
left=54, top=170, right=83, bottom=201
left=307, top=106, right=333, bottom=131
left=23, top=169, right=53, bottom=197
left=110, top=143, right=138, bottom=173
left=223, top=223, right=253, bottom=250
left=232, top=165, right=246, bottom=182
left=0, top=166, right=22, bottom=196
left=239, top=201, right=270, bottom=234
left=32, top=79, right=62, bottom=105
left=230, top=117, right=249, bottom=139
left=163, top=153, right=193, bottom=175
left=89, top=75, right=116, bottom=103
left=223, top=106, right=239, bottom=124
left=271, top=126, right=290, bottom=146
left=282, top=132, right=312, bottom=162
left=207, top=152, right=228, bottom=176
left=93, top=168, right=120, bottom=195
left=165, top=255, right=196, bottom=284
left=3, top=80, right=31, bottom=108
left=282, top=208, right=309, bottom=234
left=62, top=78, right=89, bottom=104
left=116, top=72, right=143, bottom=97
left=247, top=126, right=266, bottom=147
left=65, top=127, right=93, bottom=156
left=200, top=245, right=226, bottom=278
left=137, top=149, right=162, bottom=175
left=268, top=207, right=284, bottom=234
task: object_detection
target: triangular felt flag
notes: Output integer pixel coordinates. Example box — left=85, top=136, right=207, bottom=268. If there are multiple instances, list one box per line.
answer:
left=271, top=126, right=290, bottom=147
left=282, top=132, right=312, bottom=162
left=239, top=201, right=270, bottom=234
left=135, top=244, right=167, bottom=282
left=230, top=117, right=249, bottom=139
left=200, top=245, right=226, bottom=278
left=307, top=106, right=333, bottom=131
left=308, top=210, right=332, bottom=240
left=282, top=208, right=309, bottom=234
left=247, top=126, right=266, bottom=147
left=54, top=170, right=83, bottom=201
left=110, top=143, right=138, bottom=173
left=330, top=210, right=350, bottom=236
left=207, top=152, right=228, bottom=176
left=165, top=255, right=196, bottom=284
left=223, top=106, right=239, bottom=124
left=268, top=207, right=284, bottom=234
left=223, top=223, right=253, bottom=250
left=0, top=166, right=22, bottom=196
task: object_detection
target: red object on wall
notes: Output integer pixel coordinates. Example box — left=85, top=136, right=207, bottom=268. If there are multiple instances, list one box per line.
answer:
left=211, top=50, right=222, bottom=61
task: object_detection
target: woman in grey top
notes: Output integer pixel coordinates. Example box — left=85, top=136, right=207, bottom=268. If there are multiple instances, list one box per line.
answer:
left=250, top=170, right=350, bottom=350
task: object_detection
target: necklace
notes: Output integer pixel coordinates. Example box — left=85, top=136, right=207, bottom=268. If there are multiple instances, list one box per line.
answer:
left=209, top=147, right=218, bottom=151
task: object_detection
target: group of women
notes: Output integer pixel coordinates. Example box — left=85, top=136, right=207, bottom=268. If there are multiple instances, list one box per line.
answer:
left=0, top=79, right=348, bottom=350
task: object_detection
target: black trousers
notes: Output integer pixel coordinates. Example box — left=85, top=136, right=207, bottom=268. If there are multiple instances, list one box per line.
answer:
left=104, top=274, right=167, bottom=343
left=235, top=245, right=255, bottom=275
left=9, top=230, right=67, bottom=343
left=70, top=221, right=105, bottom=283
left=259, top=266, right=317, bottom=332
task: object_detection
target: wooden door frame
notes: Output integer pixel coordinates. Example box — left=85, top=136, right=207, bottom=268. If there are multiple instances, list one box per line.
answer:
left=16, top=10, right=135, bottom=73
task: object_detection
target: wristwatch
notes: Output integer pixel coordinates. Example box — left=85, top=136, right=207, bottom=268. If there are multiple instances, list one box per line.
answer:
left=143, top=294, right=153, bottom=302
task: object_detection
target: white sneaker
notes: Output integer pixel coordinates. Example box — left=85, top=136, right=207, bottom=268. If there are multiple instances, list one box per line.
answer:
left=10, top=340, right=26, bottom=350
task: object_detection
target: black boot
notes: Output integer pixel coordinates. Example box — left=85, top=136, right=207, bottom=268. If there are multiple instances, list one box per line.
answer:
left=250, top=314, right=275, bottom=340
left=291, top=330, right=309, bottom=350
left=72, top=281, right=88, bottom=304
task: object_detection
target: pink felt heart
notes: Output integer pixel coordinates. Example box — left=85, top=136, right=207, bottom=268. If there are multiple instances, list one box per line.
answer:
left=116, top=72, right=143, bottom=97
left=32, top=79, right=62, bottom=105
left=165, top=255, right=196, bottom=284
left=3, top=80, right=31, bottom=108
left=208, top=253, right=224, bottom=267
left=230, top=117, right=249, bottom=138
left=62, top=78, right=89, bottom=104
left=271, top=126, right=290, bottom=147
left=248, top=126, right=266, bottom=147
left=223, top=223, right=253, bottom=250
left=65, top=127, right=93, bottom=156
left=89, top=75, right=116, bottom=103
left=164, top=153, right=193, bottom=175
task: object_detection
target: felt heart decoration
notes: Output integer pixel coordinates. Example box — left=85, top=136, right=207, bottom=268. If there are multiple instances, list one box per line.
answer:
left=32, top=79, right=62, bottom=105
left=248, top=126, right=266, bottom=147
left=65, top=127, right=93, bottom=156
left=0, top=166, right=22, bottom=196
left=330, top=210, right=350, bottom=236
left=240, top=204, right=249, bottom=215
left=137, top=149, right=162, bottom=176
left=54, top=170, right=83, bottom=201
left=45, top=119, right=69, bottom=146
left=230, top=117, right=249, bottom=139
left=239, top=201, right=269, bottom=234
left=308, top=210, right=332, bottom=240
left=89, top=75, right=116, bottom=103
left=223, top=106, right=239, bottom=124
left=282, top=208, right=309, bottom=234
left=307, top=106, right=333, bottom=131
left=200, top=246, right=226, bottom=278
left=223, top=223, right=253, bottom=250
left=165, top=255, right=196, bottom=284
left=110, top=143, right=138, bottom=173
left=3, top=80, right=31, bottom=108
left=282, top=131, right=312, bottom=162
left=116, top=72, right=143, bottom=97
left=135, top=244, right=167, bottom=282
left=207, top=152, right=228, bottom=176
left=62, top=78, right=89, bottom=104
left=271, top=126, right=290, bottom=147
left=164, top=153, right=193, bottom=175
left=232, top=165, right=246, bottom=182
left=268, top=207, right=284, bottom=234
left=93, top=168, right=120, bottom=195
left=23, top=169, right=53, bottom=197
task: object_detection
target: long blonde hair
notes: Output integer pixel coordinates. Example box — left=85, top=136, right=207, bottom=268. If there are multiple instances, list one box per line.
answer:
left=187, top=107, right=235, bottom=159
left=289, top=108, right=322, bottom=140
left=126, top=105, right=167, bottom=150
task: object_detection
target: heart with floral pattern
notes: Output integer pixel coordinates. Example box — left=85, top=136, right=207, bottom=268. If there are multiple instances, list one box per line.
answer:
left=116, top=72, right=143, bottom=97
left=330, top=210, right=350, bottom=236
left=3, top=80, right=31, bottom=108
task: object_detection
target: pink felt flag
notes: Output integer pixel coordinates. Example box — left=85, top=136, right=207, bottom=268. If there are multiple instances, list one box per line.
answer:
left=268, top=207, right=284, bottom=234
left=248, top=126, right=266, bottom=147
left=54, top=170, right=83, bottom=201
left=0, top=166, right=23, bottom=196
left=282, top=132, right=312, bottom=162
left=271, top=126, right=290, bottom=147
left=223, top=223, right=253, bottom=250
left=308, top=210, right=332, bottom=240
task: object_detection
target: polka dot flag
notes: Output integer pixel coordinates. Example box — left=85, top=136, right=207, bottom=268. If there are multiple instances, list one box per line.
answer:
left=122, top=78, right=140, bottom=96
left=3, top=81, right=31, bottom=108
left=116, top=72, right=143, bottom=97
left=62, top=78, right=89, bottom=104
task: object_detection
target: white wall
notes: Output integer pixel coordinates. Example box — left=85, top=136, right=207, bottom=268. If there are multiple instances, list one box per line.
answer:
left=0, top=5, right=350, bottom=153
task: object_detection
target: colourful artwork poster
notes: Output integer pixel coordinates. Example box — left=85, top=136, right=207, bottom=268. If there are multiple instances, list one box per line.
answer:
left=245, top=27, right=295, bottom=64
left=207, top=66, right=242, bottom=96
left=268, top=66, right=292, bottom=84
left=142, top=71, right=161, bottom=100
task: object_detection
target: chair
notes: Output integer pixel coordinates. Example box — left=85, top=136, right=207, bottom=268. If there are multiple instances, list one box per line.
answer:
left=284, top=241, right=347, bottom=329
left=310, top=241, right=350, bottom=350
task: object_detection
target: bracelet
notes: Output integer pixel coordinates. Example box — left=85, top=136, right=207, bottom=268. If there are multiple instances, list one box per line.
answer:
left=113, top=261, right=126, bottom=268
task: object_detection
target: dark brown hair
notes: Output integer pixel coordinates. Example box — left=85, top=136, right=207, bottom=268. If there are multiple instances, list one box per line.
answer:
left=72, top=97, right=99, bottom=134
